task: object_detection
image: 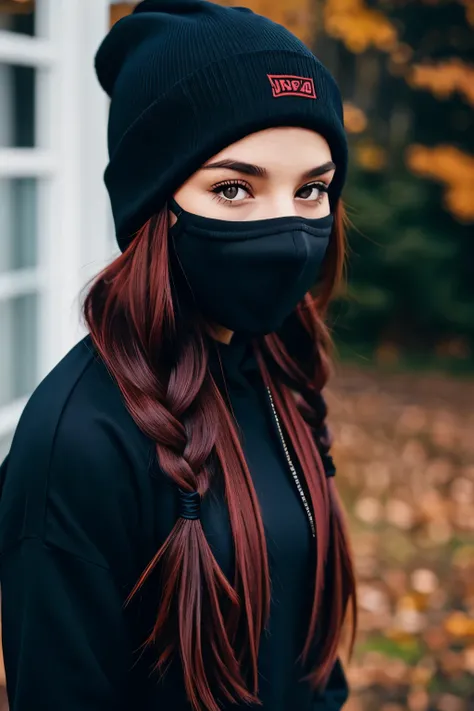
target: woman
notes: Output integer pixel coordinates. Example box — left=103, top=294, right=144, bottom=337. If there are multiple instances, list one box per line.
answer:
left=0, top=1, right=357, bottom=710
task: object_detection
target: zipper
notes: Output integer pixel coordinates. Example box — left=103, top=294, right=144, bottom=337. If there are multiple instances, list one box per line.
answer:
left=266, top=386, right=316, bottom=538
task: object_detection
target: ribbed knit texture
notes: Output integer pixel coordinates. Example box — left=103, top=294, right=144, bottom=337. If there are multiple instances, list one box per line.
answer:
left=95, top=0, right=347, bottom=252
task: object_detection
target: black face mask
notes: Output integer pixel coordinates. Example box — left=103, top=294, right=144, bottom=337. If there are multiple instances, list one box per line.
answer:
left=169, top=197, right=333, bottom=336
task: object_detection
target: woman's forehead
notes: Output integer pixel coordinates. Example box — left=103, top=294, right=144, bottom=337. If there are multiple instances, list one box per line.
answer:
left=203, top=127, right=333, bottom=175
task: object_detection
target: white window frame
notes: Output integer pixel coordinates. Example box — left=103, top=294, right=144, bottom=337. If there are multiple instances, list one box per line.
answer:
left=0, top=0, right=113, bottom=444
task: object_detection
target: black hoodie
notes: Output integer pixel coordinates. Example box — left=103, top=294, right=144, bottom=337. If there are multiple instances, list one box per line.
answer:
left=0, top=333, right=349, bottom=711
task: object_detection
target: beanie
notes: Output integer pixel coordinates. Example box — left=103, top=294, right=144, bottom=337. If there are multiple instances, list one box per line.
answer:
left=95, top=0, right=348, bottom=252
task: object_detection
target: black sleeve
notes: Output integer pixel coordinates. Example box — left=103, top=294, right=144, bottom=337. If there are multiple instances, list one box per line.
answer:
left=0, top=399, right=139, bottom=711
left=1, top=538, right=132, bottom=711
left=312, top=657, right=350, bottom=709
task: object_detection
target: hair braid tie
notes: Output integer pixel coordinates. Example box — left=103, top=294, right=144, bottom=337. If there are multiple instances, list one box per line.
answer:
left=178, top=488, right=201, bottom=520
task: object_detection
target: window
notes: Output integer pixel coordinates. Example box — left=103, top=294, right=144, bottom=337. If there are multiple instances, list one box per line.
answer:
left=0, top=1, right=36, bottom=37
left=0, top=293, right=38, bottom=409
left=0, top=0, right=113, bottom=457
left=0, top=45, right=40, bottom=453
left=0, top=178, right=38, bottom=273
left=0, top=63, right=35, bottom=147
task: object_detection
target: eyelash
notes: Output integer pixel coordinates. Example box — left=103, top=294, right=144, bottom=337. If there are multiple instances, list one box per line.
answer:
left=210, top=180, right=252, bottom=206
left=210, top=179, right=329, bottom=207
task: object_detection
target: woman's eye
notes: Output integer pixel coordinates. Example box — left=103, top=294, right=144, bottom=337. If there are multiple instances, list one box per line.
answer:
left=297, top=183, right=328, bottom=201
left=212, top=182, right=250, bottom=203
left=222, top=185, right=246, bottom=200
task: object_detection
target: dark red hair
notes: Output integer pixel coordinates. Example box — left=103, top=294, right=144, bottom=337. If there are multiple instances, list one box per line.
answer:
left=83, top=202, right=357, bottom=711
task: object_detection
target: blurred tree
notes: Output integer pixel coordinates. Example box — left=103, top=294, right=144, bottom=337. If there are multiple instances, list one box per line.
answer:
left=312, top=0, right=474, bottom=362
left=218, top=0, right=316, bottom=44
left=217, top=0, right=474, bottom=363
left=110, top=2, right=137, bottom=25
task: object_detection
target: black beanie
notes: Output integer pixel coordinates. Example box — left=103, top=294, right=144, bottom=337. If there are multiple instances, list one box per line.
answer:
left=95, top=0, right=347, bottom=252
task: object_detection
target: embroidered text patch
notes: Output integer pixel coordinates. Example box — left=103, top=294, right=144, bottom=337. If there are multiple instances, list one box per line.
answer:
left=267, top=74, right=317, bottom=99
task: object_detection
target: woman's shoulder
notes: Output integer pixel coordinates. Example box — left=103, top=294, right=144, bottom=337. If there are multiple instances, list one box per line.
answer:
left=7, top=333, right=151, bottom=468
left=0, top=335, right=155, bottom=566
left=15, top=334, right=130, bottom=437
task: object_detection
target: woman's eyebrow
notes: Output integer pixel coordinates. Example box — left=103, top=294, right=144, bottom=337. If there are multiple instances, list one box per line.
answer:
left=201, top=159, right=336, bottom=179
left=202, top=160, right=267, bottom=177
left=301, top=161, right=336, bottom=180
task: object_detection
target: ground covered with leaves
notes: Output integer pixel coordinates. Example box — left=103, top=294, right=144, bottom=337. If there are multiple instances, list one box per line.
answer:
left=329, top=367, right=474, bottom=711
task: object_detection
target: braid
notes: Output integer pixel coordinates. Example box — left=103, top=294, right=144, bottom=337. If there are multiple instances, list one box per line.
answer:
left=84, top=210, right=270, bottom=711
left=83, top=203, right=356, bottom=707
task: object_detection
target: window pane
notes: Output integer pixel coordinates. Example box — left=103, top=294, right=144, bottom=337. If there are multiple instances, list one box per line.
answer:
left=0, top=433, right=12, bottom=464
left=0, top=1, right=36, bottom=36
left=0, top=63, right=36, bottom=147
left=0, top=178, right=38, bottom=274
left=0, top=293, right=38, bottom=408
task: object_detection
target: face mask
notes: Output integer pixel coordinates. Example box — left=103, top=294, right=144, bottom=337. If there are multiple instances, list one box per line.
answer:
left=169, top=197, right=333, bottom=336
